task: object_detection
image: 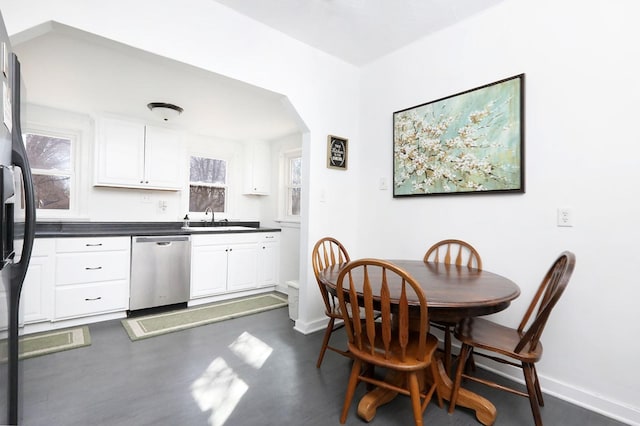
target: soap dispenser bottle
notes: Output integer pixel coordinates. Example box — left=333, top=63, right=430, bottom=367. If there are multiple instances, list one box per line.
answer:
left=183, top=214, right=190, bottom=228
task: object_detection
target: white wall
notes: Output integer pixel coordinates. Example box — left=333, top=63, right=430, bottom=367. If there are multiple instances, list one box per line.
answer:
left=6, top=0, right=637, bottom=423
left=0, top=0, right=361, bottom=343
left=25, top=104, right=263, bottom=222
left=358, top=1, right=640, bottom=423
left=263, top=133, right=303, bottom=292
left=186, top=133, right=262, bottom=222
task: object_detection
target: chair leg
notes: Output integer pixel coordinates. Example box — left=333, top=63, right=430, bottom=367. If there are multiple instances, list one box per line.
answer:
left=465, top=352, right=477, bottom=373
left=408, top=372, right=424, bottom=426
left=532, top=364, right=544, bottom=406
left=448, top=344, right=471, bottom=414
left=443, top=326, right=452, bottom=375
left=364, top=364, right=376, bottom=391
left=523, top=363, right=543, bottom=426
left=340, top=359, right=362, bottom=424
left=430, top=361, right=443, bottom=408
left=316, top=317, right=335, bottom=368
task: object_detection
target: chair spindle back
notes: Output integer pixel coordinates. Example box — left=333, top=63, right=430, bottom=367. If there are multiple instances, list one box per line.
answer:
left=515, top=251, right=576, bottom=353
left=337, top=259, right=430, bottom=363
left=423, top=239, right=482, bottom=270
left=312, top=237, right=351, bottom=314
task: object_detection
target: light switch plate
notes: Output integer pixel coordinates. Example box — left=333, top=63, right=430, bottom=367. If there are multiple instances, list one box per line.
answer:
left=379, top=177, right=388, bottom=190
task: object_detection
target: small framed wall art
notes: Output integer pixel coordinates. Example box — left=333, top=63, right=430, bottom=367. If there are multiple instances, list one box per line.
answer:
left=327, top=135, right=348, bottom=170
left=393, top=74, right=525, bottom=197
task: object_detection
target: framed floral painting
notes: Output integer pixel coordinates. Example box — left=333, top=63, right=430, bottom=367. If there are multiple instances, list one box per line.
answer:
left=393, top=74, right=524, bottom=197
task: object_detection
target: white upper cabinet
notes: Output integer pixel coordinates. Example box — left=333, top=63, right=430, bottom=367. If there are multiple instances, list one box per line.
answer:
left=95, top=116, right=184, bottom=190
left=243, top=140, right=271, bottom=195
left=143, top=126, right=184, bottom=189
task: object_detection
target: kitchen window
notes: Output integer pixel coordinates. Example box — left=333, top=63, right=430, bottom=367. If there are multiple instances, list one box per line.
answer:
left=24, top=130, right=76, bottom=214
left=189, top=155, right=227, bottom=213
left=281, top=149, right=301, bottom=221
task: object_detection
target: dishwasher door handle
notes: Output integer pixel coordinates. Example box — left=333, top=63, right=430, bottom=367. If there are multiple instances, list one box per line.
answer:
left=134, top=236, right=190, bottom=244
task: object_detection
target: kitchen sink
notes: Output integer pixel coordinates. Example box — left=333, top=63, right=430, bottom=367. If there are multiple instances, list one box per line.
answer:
left=182, top=226, right=255, bottom=232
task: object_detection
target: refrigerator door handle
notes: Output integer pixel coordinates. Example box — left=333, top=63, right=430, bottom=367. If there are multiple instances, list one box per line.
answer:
left=0, top=165, right=16, bottom=270
left=10, top=53, right=35, bottom=287
left=10, top=149, right=35, bottom=285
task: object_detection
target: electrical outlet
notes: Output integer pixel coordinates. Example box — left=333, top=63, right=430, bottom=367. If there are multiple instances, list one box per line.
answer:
left=557, top=208, right=573, bottom=227
left=141, top=194, right=152, bottom=203
left=158, top=200, right=168, bottom=214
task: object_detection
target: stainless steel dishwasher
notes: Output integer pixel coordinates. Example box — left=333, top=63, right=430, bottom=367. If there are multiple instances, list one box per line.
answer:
left=130, top=235, right=191, bottom=311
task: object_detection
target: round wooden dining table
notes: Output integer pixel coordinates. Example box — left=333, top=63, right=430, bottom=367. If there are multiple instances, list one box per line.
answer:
left=319, top=259, right=521, bottom=425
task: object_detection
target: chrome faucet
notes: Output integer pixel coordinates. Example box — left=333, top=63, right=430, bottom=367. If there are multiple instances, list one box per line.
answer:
left=204, top=207, right=214, bottom=226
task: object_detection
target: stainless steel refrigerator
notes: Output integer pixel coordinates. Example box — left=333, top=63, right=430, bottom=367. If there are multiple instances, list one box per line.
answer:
left=0, top=10, right=36, bottom=426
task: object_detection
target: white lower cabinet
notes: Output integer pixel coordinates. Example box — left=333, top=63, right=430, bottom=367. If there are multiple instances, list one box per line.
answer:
left=53, top=237, right=130, bottom=321
left=55, top=281, right=129, bottom=319
left=226, top=242, right=260, bottom=291
left=190, top=243, right=229, bottom=297
left=190, top=232, right=280, bottom=298
left=257, top=233, right=280, bottom=287
left=21, top=239, right=55, bottom=324
left=22, top=231, right=280, bottom=328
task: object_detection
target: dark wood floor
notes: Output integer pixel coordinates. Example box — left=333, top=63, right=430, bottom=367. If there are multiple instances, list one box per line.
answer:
left=20, top=307, right=623, bottom=426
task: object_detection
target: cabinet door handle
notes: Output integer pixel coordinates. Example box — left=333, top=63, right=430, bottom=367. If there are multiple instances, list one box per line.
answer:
left=265, top=236, right=274, bottom=239
left=84, top=296, right=102, bottom=301
left=86, top=243, right=103, bottom=247
left=85, top=266, right=103, bottom=270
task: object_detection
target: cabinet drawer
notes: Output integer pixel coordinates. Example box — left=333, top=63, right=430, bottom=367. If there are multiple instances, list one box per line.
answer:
left=54, top=281, right=129, bottom=320
left=258, top=232, right=280, bottom=242
left=56, top=251, right=130, bottom=285
left=56, top=237, right=130, bottom=253
left=191, top=233, right=260, bottom=247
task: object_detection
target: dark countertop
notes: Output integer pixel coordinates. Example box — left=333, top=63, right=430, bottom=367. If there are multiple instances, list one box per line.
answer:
left=34, top=221, right=281, bottom=238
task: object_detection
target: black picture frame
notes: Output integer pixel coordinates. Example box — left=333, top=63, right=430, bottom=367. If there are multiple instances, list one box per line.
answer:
left=327, top=135, right=348, bottom=170
left=393, top=74, right=525, bottom=197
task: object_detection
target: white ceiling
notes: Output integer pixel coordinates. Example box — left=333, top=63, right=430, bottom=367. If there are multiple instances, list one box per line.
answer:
left=12, top=1, right=504, bottom=141
left=13, top=23, right=301, bottom=141
left=213, top=0, right=505, bottom=66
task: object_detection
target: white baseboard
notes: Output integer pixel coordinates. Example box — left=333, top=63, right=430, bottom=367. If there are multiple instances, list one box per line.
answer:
left=188, top=286, right=277, bottom=307
left=293, top=315, right=339, bottom=335
left=23, top=311, right=127, bottom=335
left=292, top=318, right=640, bottom=425
left=538, top=372, right=639, bottom=426
left=475, top=361, right=640, bottom=426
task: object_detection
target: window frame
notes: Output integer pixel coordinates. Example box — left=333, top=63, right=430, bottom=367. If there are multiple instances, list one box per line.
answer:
left=23, top=126, right=79, bottom=218
left=188, top=154, right=229, bottom=219
left=279, top=148, right=302, bottom=223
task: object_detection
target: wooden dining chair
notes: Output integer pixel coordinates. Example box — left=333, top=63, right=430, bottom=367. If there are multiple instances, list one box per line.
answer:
left=423, top=239, right=482, bottom=374
left=423, top=239, right=482, bottom=269
left=311, top=237, right=352, bottom=368
left=336, top=258, right=443, bottom=426
left=448, top=251, right=576, bottom=426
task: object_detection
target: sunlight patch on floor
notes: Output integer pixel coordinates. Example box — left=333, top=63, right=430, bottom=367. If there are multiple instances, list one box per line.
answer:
left=228, top=331, right=273, bottom=369
left=191, top=357, right=248, bottom=426
left=191, top=331, right=274, bottom=425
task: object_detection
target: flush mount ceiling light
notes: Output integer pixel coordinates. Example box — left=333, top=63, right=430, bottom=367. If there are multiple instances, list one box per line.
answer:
left=147, top=102, right=184, bottom=121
